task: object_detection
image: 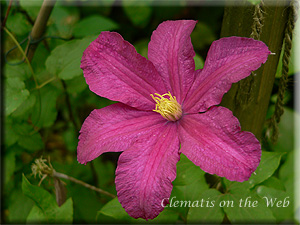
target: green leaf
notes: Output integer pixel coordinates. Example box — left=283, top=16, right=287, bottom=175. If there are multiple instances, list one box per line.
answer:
left=65, top=75, right=87, bottom=94
left=98, top=198, right=132, bottom=222
left=31, top=84, right=61, bottom=128
left=4, top=117, right=18, bottom=147
left=279, top=151, right=294, bottom=194
left=123, top=1, right=152, bottom=28
left=69, top=185, right=102, bottom=222
left=222, top=151, right=284, bottom=201
left=187, top=189, right=224, bottom=224
left=171, top=154, right=209, bottom=217
left=73, top=15, right=119, bottom=38
left=247, top=151, right=284, bottom=187
left=45, top=36, right=96, bottom=80
left=194, top=53, right=204, bottom=70
left=259, top=176, right=285, bottom=191
left=269, top=108, right=295, bottom=152
left=6, top=12, right=31, bottom=36
left=93, top=158, right=116, bottom=195
left=26, top=205, right=47, bottom=223
left=98, top=198, right=178, bottom=223
left=55, top=198, right=74, bottom=222
left=256, top=186, right=294, bottom=222
left=279, top=151, right=294, bottom=181
left=145, top=208, right=179, bottom=223
left=5, top=77, right=30, bottom=116
left=49, top=6, right=80, bottom=38
left=22, top=174, right=59, bottom=218
left=222, top=190, right=276, bottom=223
left=4, top=151, right=16, bottom=185
left=11, top=94, right=36, bottom=118
left=4, top=63, right=31, bottom=80
left=19, top=0, right=43, bottom=19
left=8, top=122, right=44, bottom=152
left=62, top=126, right=78, bottom=152
left=191, top=22, right=216, bottom=50
left=17, top=131, right=44, bottom=152
left=27, top=198, right=74, bottom=223
left=134, top=39, right=149, bottom=58
left=8, top=189, right=34, bottom=223
left=222, top=179, right=252, bottom=193
left=173, top=154, right=207, bottom=187
left=22, top=174, right=73, bottom=223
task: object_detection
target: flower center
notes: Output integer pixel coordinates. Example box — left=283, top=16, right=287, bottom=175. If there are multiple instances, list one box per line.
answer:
left=150, top=92, right=182, bottom=121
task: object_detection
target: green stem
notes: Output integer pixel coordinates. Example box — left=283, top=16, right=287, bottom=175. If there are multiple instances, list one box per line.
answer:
left=3, top=27, right=38, bottom=87
left=53, top=171, right=116, bottom=199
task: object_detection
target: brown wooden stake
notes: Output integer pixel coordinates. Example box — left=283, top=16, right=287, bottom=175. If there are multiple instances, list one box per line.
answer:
left=220, top=0, right=289, bottom=140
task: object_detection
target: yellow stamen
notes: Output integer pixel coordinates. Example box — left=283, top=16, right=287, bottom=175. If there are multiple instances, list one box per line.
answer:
left=150, top=92, right=182, bottom=121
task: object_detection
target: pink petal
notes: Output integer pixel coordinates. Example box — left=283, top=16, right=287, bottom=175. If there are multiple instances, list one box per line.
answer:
left=115, top=122, right=180, bottom=220
left=178, top=106, right=261, bottom=182
left=148, top=20, right=197, bottom=103
left=81, top=32, right=167, bottom=111
left=77, top=103, right=166, bottom=164
left=183, top=37, right=271, bottom=113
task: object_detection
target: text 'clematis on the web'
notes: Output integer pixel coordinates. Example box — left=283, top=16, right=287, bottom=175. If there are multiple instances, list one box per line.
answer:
left=77, top=20, right=271, bottom=220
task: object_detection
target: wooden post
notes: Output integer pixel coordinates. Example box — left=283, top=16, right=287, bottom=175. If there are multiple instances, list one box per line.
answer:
left=220, top=0, right=289, bottom=139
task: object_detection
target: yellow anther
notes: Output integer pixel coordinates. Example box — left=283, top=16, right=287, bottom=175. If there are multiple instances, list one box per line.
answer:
left=150, top=92, right=182, bottom=121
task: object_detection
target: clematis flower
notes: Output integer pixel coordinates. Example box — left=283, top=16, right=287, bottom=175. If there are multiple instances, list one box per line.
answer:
left=78, top=20, right=270, bottom=220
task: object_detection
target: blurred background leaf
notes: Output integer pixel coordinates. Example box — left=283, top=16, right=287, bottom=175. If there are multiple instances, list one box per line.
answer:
left=2, top=1, right=296, bottom=224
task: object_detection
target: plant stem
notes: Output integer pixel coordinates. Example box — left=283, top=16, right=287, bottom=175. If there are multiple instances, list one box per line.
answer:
left=3, top=27, right=38, bottom=87
left=1, top=0, right=13, bottom=28
left=25, top=0, right=56, bottom=62
left=53, top=171, right=116, bottom=199
left=36, top=76, right=57, bottom=89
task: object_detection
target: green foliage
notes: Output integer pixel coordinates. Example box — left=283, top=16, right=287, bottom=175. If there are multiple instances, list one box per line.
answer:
left=194, top=53, right=204, bottom=70
left=5, top=63, right=31, bottom=80
left=123, top=1, right=153, bottom=28
left=5, top=77, right=30, bottom=116
left=45, top=36, right=96, bottom=80
left=247, top=151, right=284, bottom=187
left=31, top=84, right=62, bottom=128
left=19, top=0, right=43, bottom=19
left=191, top=22, right=216, bottom=50
left=187, top=189, right=224, bottom=224
left=3, top=1, right=296, bottom=224
left=49, top=6, right=80, bottom=38
left=8, top=189, right=34, bottom=223
left=98, top=198, right=179, bottom=223
left=269, top=108, right=295, bottom=152
left=6, top=12, right=31, bottom=36
left=22, top=174, right=73, bottom=223
left=4, top=151, right=16, bottom=185
left=73, top=15, right=119, bottom=38
left=257, top=186, right=294, bottom=222
left=222, top=190, right=276, bottom=223
left=171, top=154, right=209, bottom=218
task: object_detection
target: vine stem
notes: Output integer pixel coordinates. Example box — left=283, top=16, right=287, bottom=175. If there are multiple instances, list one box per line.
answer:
left=25, top=0, right=56, bottom=62
left=52, top=171, right=116, bottom=199
left=5, top=26, right=57, bottom=90
left=3, top=27, right=38, bottom=87
left=36, top=77, right=57, bottom=89
left=1, top=0, right=13, bottom=28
